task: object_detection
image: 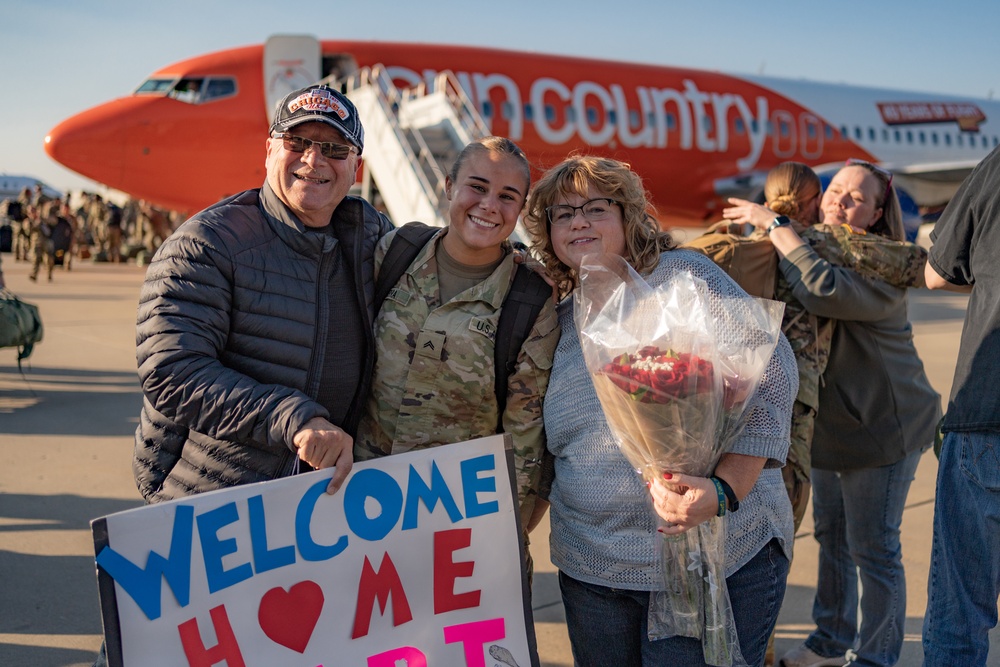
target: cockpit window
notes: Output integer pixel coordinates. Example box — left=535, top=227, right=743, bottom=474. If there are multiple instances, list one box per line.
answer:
left=134, top=76, right=237, bottom=103
left=135, top=78, right=177, bottom=94
left=169, top=78, right=204, bottom=103
left=202, top=78, right=236, bottom=101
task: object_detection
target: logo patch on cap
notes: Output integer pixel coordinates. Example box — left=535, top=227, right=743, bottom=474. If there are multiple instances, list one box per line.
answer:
left=287, top=89, right=350, bottom=120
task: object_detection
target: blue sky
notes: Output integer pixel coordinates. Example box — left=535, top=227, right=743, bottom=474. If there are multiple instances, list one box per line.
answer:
left=3, top=0, right=999, bottom=194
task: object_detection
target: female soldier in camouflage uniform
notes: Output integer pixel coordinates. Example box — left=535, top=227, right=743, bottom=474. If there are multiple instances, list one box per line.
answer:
left=355, top=137, right=559, bottom=572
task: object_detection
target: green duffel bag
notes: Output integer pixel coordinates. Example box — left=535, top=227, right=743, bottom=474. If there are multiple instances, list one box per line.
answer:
left=0, top=288, right=43, bottom=366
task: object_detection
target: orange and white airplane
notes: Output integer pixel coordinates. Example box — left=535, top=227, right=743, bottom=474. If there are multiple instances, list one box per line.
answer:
left=45, top=35, right=1000, bottom=229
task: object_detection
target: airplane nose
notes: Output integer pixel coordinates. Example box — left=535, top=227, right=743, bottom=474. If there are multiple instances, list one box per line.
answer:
left=45, top=98, right=131, bottom=187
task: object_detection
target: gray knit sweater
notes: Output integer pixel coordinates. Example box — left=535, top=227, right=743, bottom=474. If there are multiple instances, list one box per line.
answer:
left=546, top=250, right=797, bottom=588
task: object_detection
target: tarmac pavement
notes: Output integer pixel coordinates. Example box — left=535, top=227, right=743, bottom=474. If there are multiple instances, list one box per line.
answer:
left=0, top=251, right=992, bottom=667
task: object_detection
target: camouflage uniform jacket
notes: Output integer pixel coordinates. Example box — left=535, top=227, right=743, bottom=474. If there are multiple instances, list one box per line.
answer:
left=355, top=228, right=560, bottom=529
left=778, top=222, right=928, bottom=409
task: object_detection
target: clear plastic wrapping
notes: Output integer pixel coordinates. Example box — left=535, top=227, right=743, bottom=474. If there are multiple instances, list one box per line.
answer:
left=574, top=254, right=785, bottom=666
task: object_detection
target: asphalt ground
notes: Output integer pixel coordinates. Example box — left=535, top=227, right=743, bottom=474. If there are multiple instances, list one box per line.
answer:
left=0, top=248, right=992, bottom=667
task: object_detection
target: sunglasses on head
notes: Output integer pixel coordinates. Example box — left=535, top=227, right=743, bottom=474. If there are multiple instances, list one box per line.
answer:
left=845, top=158, right=893, bottom=202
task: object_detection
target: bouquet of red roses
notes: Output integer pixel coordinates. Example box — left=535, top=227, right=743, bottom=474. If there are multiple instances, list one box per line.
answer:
left=575, top=255, right=785, bottom=666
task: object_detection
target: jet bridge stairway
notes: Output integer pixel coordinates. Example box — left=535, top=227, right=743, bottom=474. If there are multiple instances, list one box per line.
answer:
left=324, top=65, right=491, bottom=228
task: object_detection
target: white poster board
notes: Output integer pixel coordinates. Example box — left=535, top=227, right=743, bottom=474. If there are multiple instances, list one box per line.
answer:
left=92, top=434, right=537, bottom=667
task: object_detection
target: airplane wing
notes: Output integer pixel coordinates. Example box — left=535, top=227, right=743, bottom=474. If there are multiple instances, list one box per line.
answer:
left=882, top=159, right=980, bottom=208
left=888, top=159, right=978, bottom=182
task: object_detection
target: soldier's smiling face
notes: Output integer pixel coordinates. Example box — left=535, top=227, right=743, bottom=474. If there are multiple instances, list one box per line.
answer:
left=442, top=149, right=528, bottom=265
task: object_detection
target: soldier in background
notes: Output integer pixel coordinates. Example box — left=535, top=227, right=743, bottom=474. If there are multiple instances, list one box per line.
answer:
left=27, top=201, right=56, bottom=282
left=57, top=200, right=80, bottom=269
left=13, top=187, right=33, bottom=261
left=135, top=200, right=173, bottom=257
left=87, top=194, right=108, bottom=260
left=29, top=183, right=51, bottom=209
left=104, top=201, right=123, bottom=263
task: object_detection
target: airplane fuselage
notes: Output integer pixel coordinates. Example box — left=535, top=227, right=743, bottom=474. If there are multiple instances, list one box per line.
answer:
left=45, top=40, right=1000, bottom=224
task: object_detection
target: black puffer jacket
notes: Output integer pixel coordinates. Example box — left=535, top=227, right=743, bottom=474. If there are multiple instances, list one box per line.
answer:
left=133, top=184, right=393, bottom=502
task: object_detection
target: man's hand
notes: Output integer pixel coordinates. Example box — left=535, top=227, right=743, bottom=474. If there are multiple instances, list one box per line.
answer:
left=293, top=417, right=353, bottom=494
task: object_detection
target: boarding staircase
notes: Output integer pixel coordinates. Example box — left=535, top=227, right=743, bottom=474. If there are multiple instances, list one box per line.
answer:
left=321, top=66, right=491, bottom=227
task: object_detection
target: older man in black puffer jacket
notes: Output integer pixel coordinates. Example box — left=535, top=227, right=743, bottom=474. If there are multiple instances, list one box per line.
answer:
left=133, top=84, right=393, bottom=503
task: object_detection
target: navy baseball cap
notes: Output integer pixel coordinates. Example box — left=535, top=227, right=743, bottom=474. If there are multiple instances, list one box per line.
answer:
left=269, top=85, right=364, bottom=154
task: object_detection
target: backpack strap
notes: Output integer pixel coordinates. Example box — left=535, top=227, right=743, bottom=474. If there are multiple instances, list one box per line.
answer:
left=374, top=222, right=439, bottom=311
left=494, top=264, right=550, bottom=432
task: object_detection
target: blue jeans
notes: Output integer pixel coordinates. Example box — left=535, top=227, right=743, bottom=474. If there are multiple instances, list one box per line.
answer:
left=560, top=537, right=788, bottom=667
left=923, top=431, right=1000, bottom=666
left=805, top=449, right=922, bottom=667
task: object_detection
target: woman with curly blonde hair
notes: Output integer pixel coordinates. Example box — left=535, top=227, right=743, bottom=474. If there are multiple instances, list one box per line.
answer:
left=524, top=155, right=798, bottom=667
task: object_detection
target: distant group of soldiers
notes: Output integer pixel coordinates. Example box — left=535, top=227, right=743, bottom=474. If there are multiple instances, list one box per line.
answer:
left=0, top=185, right=179, bottom=282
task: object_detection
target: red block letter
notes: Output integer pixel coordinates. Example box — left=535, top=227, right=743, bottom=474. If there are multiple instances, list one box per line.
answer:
left=352, top=552, right=413, bottom=639
left=443, top=617, right=506, bottom=667
left=367, top=646, right=428, bottom=667
left=177, top=604, right=246, bottom=667
left=434, top=528, right=480, bottom=614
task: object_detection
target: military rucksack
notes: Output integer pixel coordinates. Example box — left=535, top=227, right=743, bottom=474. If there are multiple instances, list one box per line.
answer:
left=374, top=222, right=551, bottom=431
left=0, top=289, right=43, bottom=368
left=681, top=221, right=778, bottom=299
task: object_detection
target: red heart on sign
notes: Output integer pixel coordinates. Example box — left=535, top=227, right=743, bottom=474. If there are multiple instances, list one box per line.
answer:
left=258, top=580, right=325, bottom=653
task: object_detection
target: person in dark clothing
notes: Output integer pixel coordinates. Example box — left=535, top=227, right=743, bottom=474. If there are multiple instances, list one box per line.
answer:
left=133, top=83, right=392, bottom=501
left=94, top=82, right=394, bottom=667
left=922, top=145, right=999, bottom=667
